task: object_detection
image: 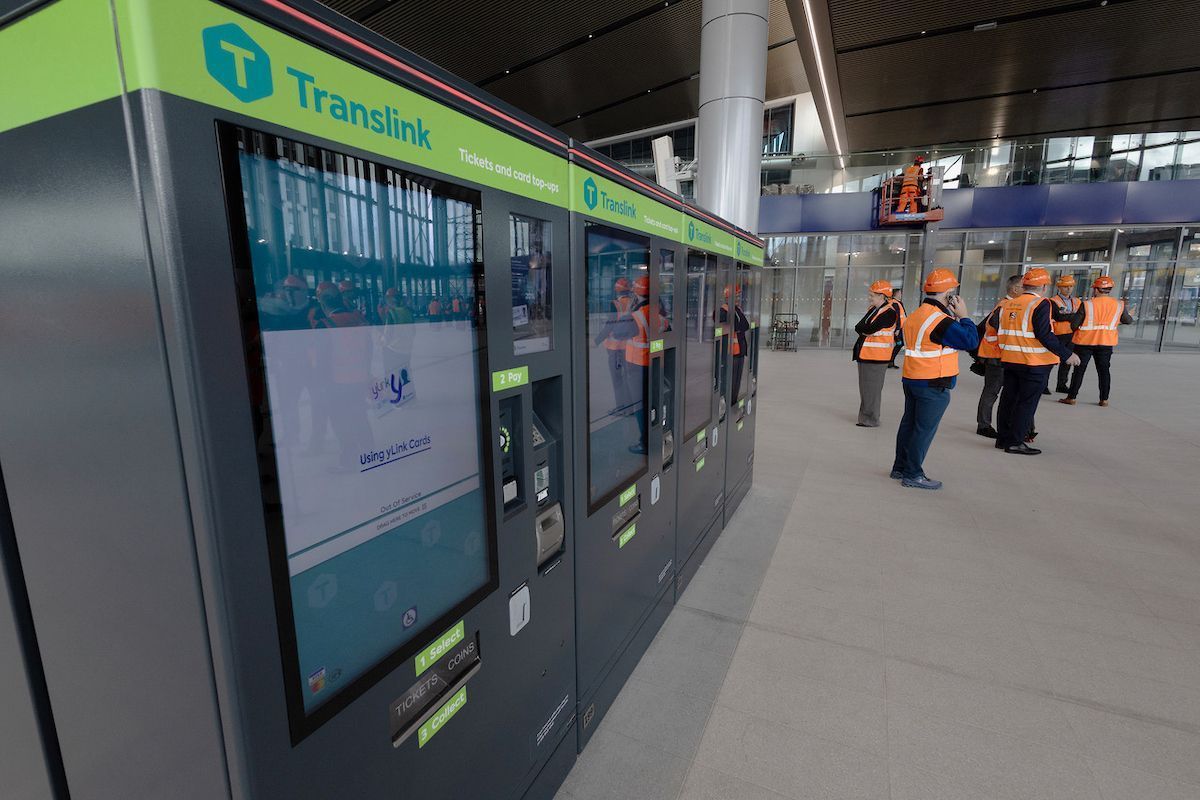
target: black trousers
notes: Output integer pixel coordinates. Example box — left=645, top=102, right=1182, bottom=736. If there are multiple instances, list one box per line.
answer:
left=1055, top=333, right=1075, bottom=390
left=1068, top=345, right=1114, bottom=401
left=997, top=365, right=1051, bottom=449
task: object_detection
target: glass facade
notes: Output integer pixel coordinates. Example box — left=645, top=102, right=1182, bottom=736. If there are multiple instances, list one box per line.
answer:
left=764, top=226, right=1198, bottom=353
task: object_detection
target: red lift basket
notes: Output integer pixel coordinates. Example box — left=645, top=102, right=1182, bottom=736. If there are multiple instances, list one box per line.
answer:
left=876, top=166, right=945, bottom=226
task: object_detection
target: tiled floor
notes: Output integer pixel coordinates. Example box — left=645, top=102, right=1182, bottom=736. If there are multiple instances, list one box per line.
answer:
left=555, top=350, right=1200, bottom=800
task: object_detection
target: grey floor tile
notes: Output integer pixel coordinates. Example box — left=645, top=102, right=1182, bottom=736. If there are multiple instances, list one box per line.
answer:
left=888, top=760, right=1009, bottom=800
left=1134, top=588, right=1200, bottom=627
left=557, top=727, right=690, bottom=800
left=756, top=563, right=884, bottom=620
left=599, top=675, right=714, bottom=759
left=1013, top=595, right=1185, bottom=651
left=1085, top=758, right=1200, bottom=800
left=886, top=702, right=1104, bottom=800
left=884, top=590, right=1031, bottom=646
left=1041, top=655, right=1200, bottom=732
left=885, top=658, right=1079, bottom=748
left=884, top=618, right=1050, bottom=692
left=750, top=590, right=883, bottom=651
left=1025, top=620, right=1200, bottom=691
left=1060, top=701, right=1200, bottom=786
left=694, top=705, right=888, bottom=800
left=676, top=765, right=793, bottom=800
left=735, top=624, right=886, bottom=697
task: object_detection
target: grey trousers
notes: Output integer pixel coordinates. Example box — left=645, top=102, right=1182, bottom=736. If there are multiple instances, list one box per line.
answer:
left=857, top=360, right=888, bottom=426
left=976, top=359, right=1003, bottom=426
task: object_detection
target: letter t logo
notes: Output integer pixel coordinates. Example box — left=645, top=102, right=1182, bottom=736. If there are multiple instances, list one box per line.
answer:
left=219, top=41, right=256, bottom=89
left=202, top=24, right=273, bottom=103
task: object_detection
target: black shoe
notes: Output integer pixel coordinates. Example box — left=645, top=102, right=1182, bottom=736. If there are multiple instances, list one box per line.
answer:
left=1025, top=430, right=1038, bottom=442
left=994, top=440, right=1007, bottom=449
left=887, top=363, right=900, bottom=369
left=976, top=425, right=998, bottom=439
left=1042, top=388, right=1052, bottom=395
left=1005, top=443, right=1042, bottom=456
left=1055, top=386, right=1069, bottom=394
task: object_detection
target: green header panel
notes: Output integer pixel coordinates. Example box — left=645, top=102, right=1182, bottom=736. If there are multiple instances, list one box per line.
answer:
left=0, top=0, right=124, bottom=134
left=735, top=238, right=765, bottom=265
left=112, top=0, right=568, bottom=205
left=683, top=214, right=738, bottom=258
left=570, top=164, right=682, bottom=240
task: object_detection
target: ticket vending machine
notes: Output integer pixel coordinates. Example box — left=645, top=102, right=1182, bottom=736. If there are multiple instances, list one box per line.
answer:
left=723, top=259, right=763, bottom=522
left=567, top=151, right=683, bottom=747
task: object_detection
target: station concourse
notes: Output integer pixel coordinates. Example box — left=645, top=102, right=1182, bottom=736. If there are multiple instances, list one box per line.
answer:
left=1, top=1, right=1198, bottom=799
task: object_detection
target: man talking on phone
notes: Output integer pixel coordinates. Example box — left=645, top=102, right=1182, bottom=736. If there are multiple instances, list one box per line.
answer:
left=891, top=269, right=979, bottom=490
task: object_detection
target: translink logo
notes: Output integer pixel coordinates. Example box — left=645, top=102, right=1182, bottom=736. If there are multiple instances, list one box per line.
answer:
left=203, top=24, right=273, bottom=103
left=583, top=177, right=598, bottom=210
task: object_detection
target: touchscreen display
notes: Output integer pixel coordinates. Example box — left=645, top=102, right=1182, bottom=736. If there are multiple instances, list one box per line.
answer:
left=224, top=126, right=494, bottom=725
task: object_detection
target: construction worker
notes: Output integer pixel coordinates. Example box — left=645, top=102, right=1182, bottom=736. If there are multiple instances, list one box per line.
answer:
left=625, top=276, right=652, bottom=454
left=990, top=268, right=1081, bottom=454
left=895, top=156, right=924, bottom=214
left=1049, top=275, right=1082, bottom=393
left=595, top=277, right=636, bottom=415
left=1059, top=275, right=1133, bottom=407
left=852, top=280, right=900, bottom=428
left=887, top=289, right=906, bottom=369
left=427, top=295, right=442, bottom=322
left=891, top=269, right=978, bottom=490
left=720, top=285, right=752, bottom=406
left=974, top=274, right=1024, bottom=438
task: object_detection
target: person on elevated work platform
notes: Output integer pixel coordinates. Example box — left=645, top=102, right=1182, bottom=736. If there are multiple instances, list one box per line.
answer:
left=1059, top=275, right=1133, bottom=407
left=894, top=157, right=924, bottom=214
left=973, top=274, right=1024, bottom=439
left=1049, top=274, right=1083, bottom=394
left=852, top=279, right=901, bottom=428
left=890, top=269, right=978, bottom=490
left=989, top=268, right=1081, bottom=455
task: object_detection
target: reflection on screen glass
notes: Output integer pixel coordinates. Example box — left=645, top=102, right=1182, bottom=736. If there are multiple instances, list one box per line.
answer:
left=586, top=225, right=650, bottom=507
left=511, top=214, right=553, bottom=355
left=683, top=251, right=717, bottom=437
left=658, top=249, right=675, bottom=333
left=722, top=265, right=751, bottom=402
left=227, top=127, right=493, bottom=720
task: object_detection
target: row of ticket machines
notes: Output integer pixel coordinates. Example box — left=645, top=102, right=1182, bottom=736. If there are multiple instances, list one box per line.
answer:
left=0, top=1, right=763, bottom=798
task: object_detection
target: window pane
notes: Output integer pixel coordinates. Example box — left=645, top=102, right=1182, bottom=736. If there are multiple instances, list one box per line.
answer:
left=228, top=126, right=492, bottom=720
left=658, top=248, right=675, bottom=332
left=683, top=251, right=717, bottom=435
left=586, top=225, right=650, bottom=506
left=510, top=214, right=553, bottom=355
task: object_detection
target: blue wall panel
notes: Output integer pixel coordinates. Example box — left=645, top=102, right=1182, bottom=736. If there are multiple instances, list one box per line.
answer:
left=759, top=180, right=1200, bottom=234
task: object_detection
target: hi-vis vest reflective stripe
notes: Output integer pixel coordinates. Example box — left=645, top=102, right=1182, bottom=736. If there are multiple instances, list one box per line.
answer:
left=625, top=304, right=651, bottom=366
left=605, top=295, right=634, bottom=350
left=901, top=165, right=920, bottom=189
left=997, top=293, right=1059, bottom=366
left=1073, top=296, right=1124, bottom=346
left=977, top=300, right=1004, bottom=359
left=901, top=304, right=959, bottom=379
left=860, top=300, right=899, bottom=362
left=1050, top=295, right=1079, bottom=336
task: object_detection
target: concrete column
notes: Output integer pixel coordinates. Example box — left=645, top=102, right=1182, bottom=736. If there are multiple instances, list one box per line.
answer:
left=696, top=0, right=769, bottom=233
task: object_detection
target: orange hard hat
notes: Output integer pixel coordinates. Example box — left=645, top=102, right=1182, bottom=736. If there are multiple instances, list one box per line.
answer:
left=283, top=275, right=307, bottom=290
left=1093, top=275, right=1115, bottom=290
left=1055, top=275, right=1076, bottom=288
left=1022, top=268, right=1051, bottom=286
left=633, top=276, right=650, bottom=296
left=869, top=279, right=893, bottom=296
left=614, top=277, right=631, bottom=292
left=923, top=269, right=959, bottom=292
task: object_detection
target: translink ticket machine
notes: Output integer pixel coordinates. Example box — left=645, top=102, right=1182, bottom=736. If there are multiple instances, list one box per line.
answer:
left=0, top=1, right=762, bottom=799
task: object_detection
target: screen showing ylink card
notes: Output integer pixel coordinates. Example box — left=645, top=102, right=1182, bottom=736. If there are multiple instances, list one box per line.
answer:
left=229, top=126, right=492, bottom=715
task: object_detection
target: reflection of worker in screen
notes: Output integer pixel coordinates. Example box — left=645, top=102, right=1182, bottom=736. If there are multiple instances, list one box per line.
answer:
left=379, top=287, right=415, bottom=408
left=720, top=285, right=751, bottom=405
left=259, top=275, right=316, bottom=442
left=595, top=277, right=636, bottom=415
left=317, top=282, right=373, bottom=472
left=625, top=275, right=652, bottom=454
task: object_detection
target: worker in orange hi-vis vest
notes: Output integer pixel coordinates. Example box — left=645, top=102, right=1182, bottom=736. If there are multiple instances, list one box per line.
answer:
left=894, top=156, right=924, bottom=214
left=595, top=277, right=636, bottom=415
left=719, top=284, right=752, bottom=406
left=852, top=280, right=901, bottom=428
left=624, top=276, right=653, bottom=454
left=973, top=274, right=1025, bottom=439
left=890, top=269, right=979, bottom=491
left=988, top=268, right=1081, bottom=455
left=1059, top=275, right=1133, bottom=407
left=1049, top=274, right=1083, bottom=394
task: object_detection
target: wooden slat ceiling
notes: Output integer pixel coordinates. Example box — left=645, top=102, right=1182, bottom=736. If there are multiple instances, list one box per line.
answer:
left=317, top=0, right=808, bottom=142
left=826, top=0, right=1200, bottom=150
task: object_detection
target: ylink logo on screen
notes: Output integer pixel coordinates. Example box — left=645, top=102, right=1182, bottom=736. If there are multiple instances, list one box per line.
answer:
left=203, top=24, right=273, bottom=103
left=200, top=24, right=432, bottom=151
left=583, top=177, right=636, bottom=219
left=687, top=220, right=713, bottom=245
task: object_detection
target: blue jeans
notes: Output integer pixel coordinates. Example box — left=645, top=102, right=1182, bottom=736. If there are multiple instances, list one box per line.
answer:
left=892, top=383, right=952, bottom=480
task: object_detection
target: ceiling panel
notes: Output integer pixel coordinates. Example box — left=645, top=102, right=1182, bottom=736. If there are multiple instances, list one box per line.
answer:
left=767, top=0, right=796, bottom=44
left=319, top=0, right=376, bottom=17
left=827, top=0, right=1082, bottom=51
left=765, top=44, right=808, bottom=100
left=483, top=1, right=702, bottom=126
left=560, top=79, right=701, bottom=141
left=837, top=0, right=1198, bottom=116
left=844, top=71, right=1200, bottom=150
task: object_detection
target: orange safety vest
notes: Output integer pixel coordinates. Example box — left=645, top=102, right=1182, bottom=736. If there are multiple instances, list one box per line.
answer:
left=605, top=295, right=634, bottom=351
left=1050, top=294, right=1080, bottom=336
left=901, top=165, right=920, bottom=190
left=625, top=304, right=651, bottom=366
left=1072, top=296, right=1124, bottom=347
left=860, top=300, right=900, bottom=362
left=997, top=293, right=1060, bottom=366
left=452, top=297, right=462, bottom=314
left=901, top=303, right=959, bottom=380
left=977, top=299, right=1005, bottom=359
left=428, top=299, right=441, bottom=316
